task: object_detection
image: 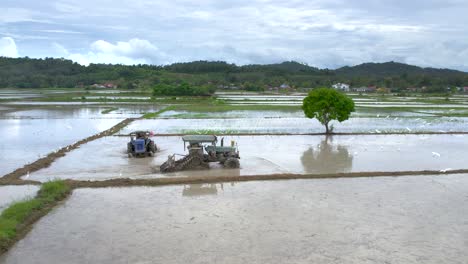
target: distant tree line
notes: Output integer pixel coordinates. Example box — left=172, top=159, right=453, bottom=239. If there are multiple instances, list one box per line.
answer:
left=1, top=57, right=467, bottom=94
left=153, top=82, right=215, bottom=96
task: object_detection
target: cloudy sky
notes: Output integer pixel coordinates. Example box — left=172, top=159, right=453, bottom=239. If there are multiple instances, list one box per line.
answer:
left=0, top=0, right=467, bottom=70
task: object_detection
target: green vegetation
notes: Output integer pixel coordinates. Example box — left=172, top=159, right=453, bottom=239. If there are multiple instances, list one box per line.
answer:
left=153, top=82, right=216, bottom=96
left=0, top=181, right=70, bottom=251
left=142, top=102, right=301, bottom=119
left=143, top=108, right=173, bottom=119
left=1, top=58, right=467, bottom=93
left=303, top=88, right=355, bottom=134
left=101, top=107, right=118, bottom=114
left=180, top=129, right=237, bottom=135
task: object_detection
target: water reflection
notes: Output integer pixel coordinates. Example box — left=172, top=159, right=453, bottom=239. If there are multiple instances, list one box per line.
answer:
left=301, top=136, right=353, bottom=174
left=182, top=183, right=223, bottom=197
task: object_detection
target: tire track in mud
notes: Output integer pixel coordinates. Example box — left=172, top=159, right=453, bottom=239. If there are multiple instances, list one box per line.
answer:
left=0, top=118, right=137, bottom=184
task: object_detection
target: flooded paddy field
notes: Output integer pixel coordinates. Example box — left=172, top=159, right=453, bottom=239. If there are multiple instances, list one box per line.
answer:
left=0, top=185, right=39, bottom=213
left=27, top=134, right=468, bottom=182
left=0, top=104, right=136, bottom=177
left=122, top=116, right=468, bottom=134
left=1, top=104, right=160, bottom=119
left=0, top=118, right=122, bottom=177
left=2, top=175, right=468, bottom=264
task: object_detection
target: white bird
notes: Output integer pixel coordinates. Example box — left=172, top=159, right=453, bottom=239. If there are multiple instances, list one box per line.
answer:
left=440, top=168, right=452, bottom=173
left=432, top=152, right=441, bottom=158
left=406, top=127, right=412, bottom=132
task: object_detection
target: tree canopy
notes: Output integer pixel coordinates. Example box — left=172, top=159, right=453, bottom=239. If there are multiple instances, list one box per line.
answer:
left=0, top=57, right=467, bottom=91
left=302, top=88, right=355, bottom=134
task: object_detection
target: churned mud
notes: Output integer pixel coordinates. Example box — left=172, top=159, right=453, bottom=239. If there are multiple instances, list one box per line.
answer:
left=0, top=118, right=135, bottom=183
left=2, top=175, right=468, bottom=264
left=26, top=134, right=468, bottom=182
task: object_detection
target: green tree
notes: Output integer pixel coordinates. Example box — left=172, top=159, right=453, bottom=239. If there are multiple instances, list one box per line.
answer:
left=302, top=88, right=355, bottom=134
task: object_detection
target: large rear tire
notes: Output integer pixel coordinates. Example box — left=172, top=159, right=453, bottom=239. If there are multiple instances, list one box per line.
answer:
left=224, top=157, right=240, bottom=168
left=127, top=142, right=134, bottom=157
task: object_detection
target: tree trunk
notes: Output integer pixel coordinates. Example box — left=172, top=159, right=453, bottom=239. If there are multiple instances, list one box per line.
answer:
left=325, top=122, right=330, bottom=134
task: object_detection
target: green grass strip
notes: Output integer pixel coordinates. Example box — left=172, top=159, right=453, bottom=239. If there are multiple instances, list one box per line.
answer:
left=0, top=181, right=71, bottom=252
left=101, top=107, right=119, bottom=114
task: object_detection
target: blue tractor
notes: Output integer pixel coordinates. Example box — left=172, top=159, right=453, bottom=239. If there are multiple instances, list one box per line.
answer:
left=127, top=131, right=157, bottom=157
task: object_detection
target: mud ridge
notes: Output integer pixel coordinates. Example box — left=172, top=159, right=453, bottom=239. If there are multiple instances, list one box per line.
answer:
left=67, top=169, right=468, bottom=189
left=0, top=188, right=72, bottom=256
left=0, top=118, right=136, bottom=183
left=115, top=132, right=468, bottom=137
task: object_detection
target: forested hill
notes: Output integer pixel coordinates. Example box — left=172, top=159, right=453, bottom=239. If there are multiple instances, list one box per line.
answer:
left=0, top=57, right=467, bottom=90
left=336, top=62, right=466, bottom=77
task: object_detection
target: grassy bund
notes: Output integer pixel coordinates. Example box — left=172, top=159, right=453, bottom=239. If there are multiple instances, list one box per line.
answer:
left=0, top=181, right=71, bottom=254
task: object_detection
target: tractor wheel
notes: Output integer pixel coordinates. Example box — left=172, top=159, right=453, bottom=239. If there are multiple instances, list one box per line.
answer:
left=148, top=141, right=157, bottom=153
left=224, top=157, right=240, bottom=168
left=127, top=143, right=133, bottom=157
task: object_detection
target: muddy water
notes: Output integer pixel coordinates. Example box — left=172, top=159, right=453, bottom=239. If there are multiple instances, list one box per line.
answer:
left=3, top=175, right=468, bottom=264
left=0, top=104, right=130, bottom=178
left=3, top=107, right=136, bottom=119
left=0, top=118, right=123, bottom=177
left=27, top=134, right=468, bottom=181
left=121, top=116, right=468, bottom=134
left=159, top=109, right=433, bottom=119
left=0, top=185, right=39, bottom=213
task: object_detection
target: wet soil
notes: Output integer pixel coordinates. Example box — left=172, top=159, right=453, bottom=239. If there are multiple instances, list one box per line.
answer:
left=2, top=175, right=467, bottom=264
left=26, top=134, right=468, bottom=182
left=0, top=118, right=136, bottom=183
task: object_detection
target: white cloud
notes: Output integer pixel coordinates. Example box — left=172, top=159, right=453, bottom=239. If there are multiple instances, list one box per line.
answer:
left=53, top=38, right=167, bottom=65
left=0, top=37, right=19, bottom=57
left=3, top=0, right=468, bottom=70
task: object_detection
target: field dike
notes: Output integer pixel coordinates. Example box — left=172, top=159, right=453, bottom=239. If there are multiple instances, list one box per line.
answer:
left=122, top=131, right=468, bottom=137
left=1, top=169, right=468, bottom=255
left=66, top=169, right=468, bottom=189
left=0, top=181, right=71, bottom=255
left=0, top=118, right=137, bottom=183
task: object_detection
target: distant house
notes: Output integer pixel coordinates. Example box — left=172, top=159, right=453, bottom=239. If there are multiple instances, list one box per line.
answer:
left=91, top=83, right=117, bottom=89
left=407, top=87, right=419, bottom=92
left=367, top=86, right=377, bottom=92
left=352, top=86, right=377, bottom=93
left=332, top=83, right=350, bottom=92
left=91, top=84, right=106, bottom=89
left=103, top=83, right=118, bottom=89
left=376, top=87, right=390, bottom=93
left=353, top=86, right=367, bottom=92
left=279, top=83, right=291, bottom=89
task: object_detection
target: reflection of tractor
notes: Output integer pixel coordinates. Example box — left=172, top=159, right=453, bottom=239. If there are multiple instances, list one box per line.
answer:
left=160, top=135, right=240, bottom=173
left=127, top=131, right=157, bottom=157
